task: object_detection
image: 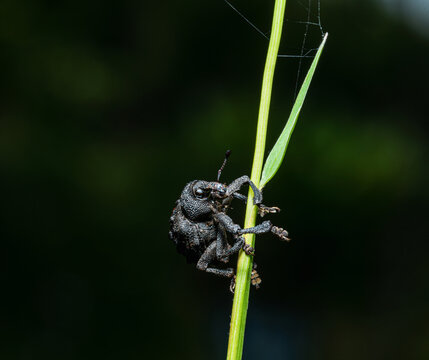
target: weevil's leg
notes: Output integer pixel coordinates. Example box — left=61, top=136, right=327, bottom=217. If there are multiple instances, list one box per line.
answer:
left=271, top=226, right=290, bottom=241
left=215, top=228, right=230, bottom=262
left=222, top=236, right=245, bottom=258
left=215, top=213, right=271, bottom=237
left=230, top=261, right=261, bottom=293
left=214, top=213, right=256, bottom=256
left=232, top=192, right=247, bottom=202
left=215, top=213, right=289, bottom=241
left=230, top=277, right=236, bottom=293
left=213, top=212, right=242, bottom=235
left=242, top=241, right=255, bottom=256
left=257, top=204, right=281, bottom=217
left=240, top=220, right=290, bottom=241
left=239, top=220, right=273, bottom=234
left=216, top=228, right=254, bottom=261
left=214, top=213, right=258, bottom=255
left=251, top=266, right=262, bottom=289
left=227, top=235, right=254, bottom=256
left=196, top=242, right=234, bottom=278
left=239, top=221, right=289, bottom=241
left=232, top=193, right=280, bottom=217
left=226, top=175, right=263, bottom=205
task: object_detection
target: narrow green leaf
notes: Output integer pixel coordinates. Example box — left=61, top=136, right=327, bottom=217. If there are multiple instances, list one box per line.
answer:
left=260, top=32, right=328, bottom=188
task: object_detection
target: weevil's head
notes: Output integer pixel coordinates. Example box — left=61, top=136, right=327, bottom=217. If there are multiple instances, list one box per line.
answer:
left=179, top=180, right=228, bottom=221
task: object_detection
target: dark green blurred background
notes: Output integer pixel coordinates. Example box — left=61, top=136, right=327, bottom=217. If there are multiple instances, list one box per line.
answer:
left=1, top=0, right=428, bottom=359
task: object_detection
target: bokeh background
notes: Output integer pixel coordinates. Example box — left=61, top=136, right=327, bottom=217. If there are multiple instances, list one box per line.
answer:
left=1, top=0, right=428, bottom=359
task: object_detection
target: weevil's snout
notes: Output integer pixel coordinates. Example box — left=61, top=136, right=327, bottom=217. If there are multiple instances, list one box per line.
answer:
left=192, top=181, right=227, bottom=200
left=209, top=182, right=227, bottom=199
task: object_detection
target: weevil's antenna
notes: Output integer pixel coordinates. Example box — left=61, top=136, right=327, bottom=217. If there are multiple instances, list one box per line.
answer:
left=217, top=150, right=231, bottom=181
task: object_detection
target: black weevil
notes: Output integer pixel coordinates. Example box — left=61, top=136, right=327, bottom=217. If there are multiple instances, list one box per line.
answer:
left=169, top=151, right=289, bottom=291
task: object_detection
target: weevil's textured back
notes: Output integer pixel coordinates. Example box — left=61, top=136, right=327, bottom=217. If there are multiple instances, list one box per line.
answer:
left=169, top=202, right=216, bottom=264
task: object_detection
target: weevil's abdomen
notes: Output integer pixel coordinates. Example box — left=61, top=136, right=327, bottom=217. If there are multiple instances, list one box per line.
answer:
left=169, top=203, right=216, bottom=264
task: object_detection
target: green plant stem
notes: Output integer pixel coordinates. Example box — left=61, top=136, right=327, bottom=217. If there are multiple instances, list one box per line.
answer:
left=226, top=1, right=286, bottom=359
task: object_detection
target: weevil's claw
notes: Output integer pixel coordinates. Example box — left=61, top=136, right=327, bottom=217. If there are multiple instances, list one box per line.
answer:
left=271, top=226, right=290, bottom=241
left=243, top=243, right=255, bottom=256
left=230, top=275, right=236, bottom=293
left=251, top=269, right=262, bottom=289
left=258, top=205, right=281, bottom=217
left=219, top=255, right=230, bottom=264
left=229, top=269, right=261, bottom=293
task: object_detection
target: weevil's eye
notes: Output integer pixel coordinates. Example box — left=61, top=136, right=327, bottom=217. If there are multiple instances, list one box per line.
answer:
left=194, top=188, right=207, bottom=199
